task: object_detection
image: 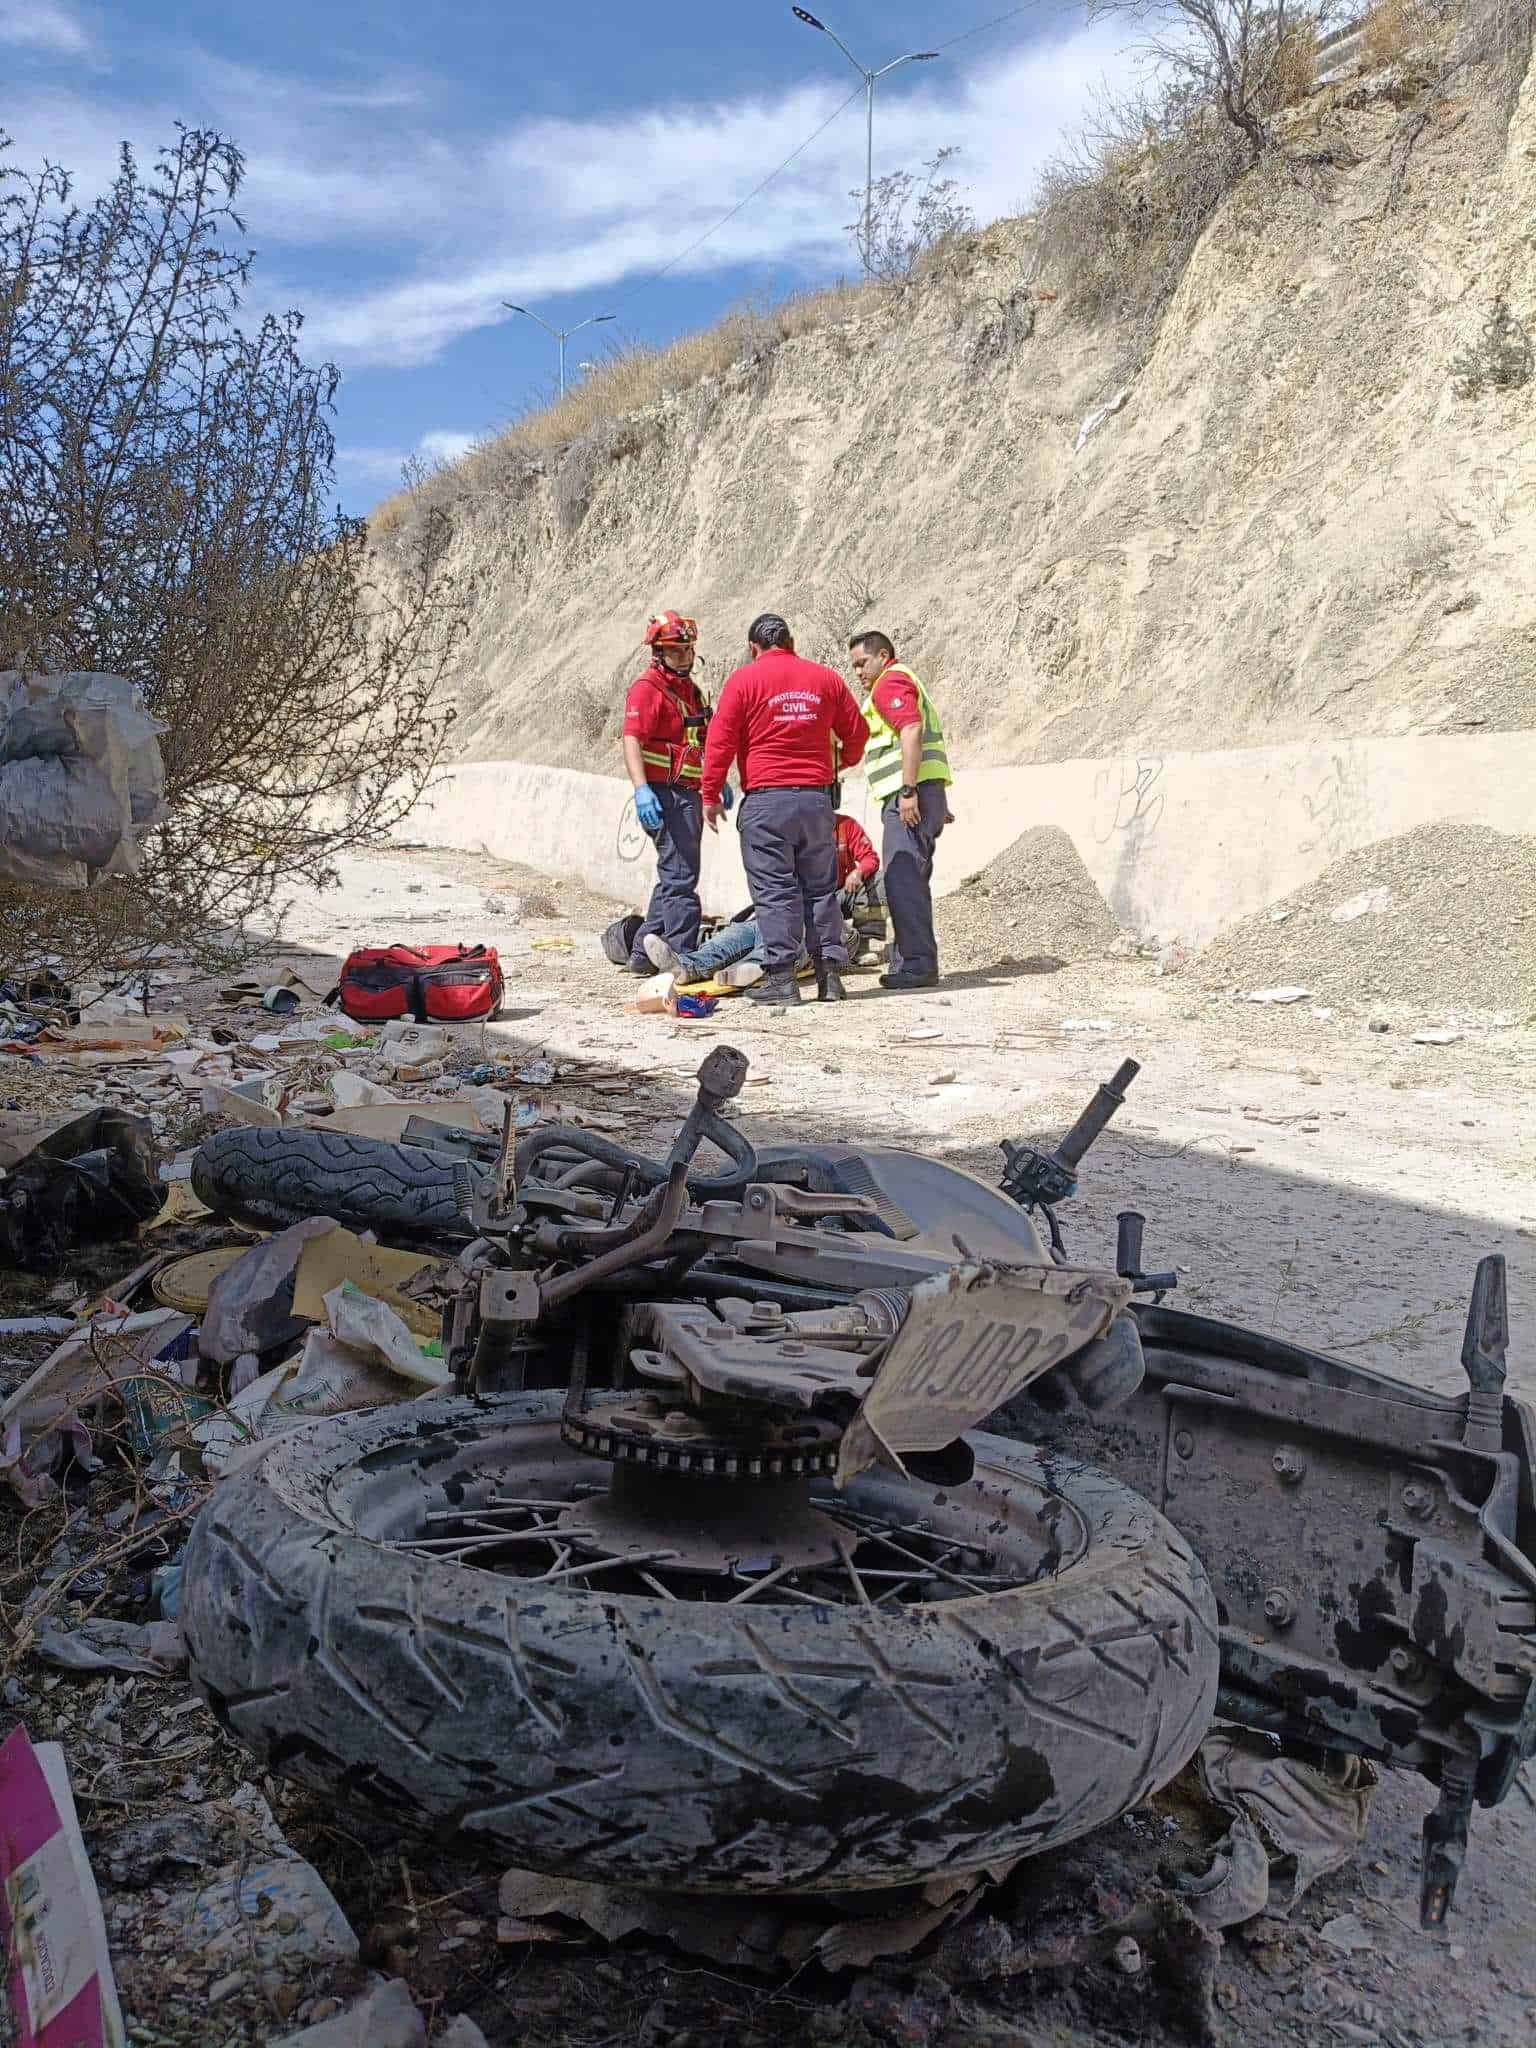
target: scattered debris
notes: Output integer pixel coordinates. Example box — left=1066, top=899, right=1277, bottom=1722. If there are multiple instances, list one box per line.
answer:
left=0, top=1107, right=162, bottom=1265
left=34, top=1617, right=185, bottom=1678
left=1413, top=1027, right=1463, bottom=1045
left=272, top=1978, right=426, bottom=2048
left=1245, top=986, right=1312, bottom=1005
left=0, top=1727, right=126, bottom=2046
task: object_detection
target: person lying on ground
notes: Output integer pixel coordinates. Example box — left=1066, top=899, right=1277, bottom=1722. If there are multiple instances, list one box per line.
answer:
left=644, top=804, right=879, bottom=986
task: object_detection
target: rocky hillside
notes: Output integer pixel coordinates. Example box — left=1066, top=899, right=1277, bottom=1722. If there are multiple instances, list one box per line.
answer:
left=380, top=20, right=1536, bottom=774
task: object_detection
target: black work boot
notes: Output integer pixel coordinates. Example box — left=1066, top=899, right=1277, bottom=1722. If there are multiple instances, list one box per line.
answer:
left=879, top=967, right=939, bottom=991
left=744, top=971, right=801, bottom=1006
left=816, top=966, right=847, bottom=1002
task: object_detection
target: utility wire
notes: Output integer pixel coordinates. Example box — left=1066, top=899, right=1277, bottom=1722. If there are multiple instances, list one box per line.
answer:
left=932, top=1, right=1055, bottom=54
left=594, top=5, right=1050, bottom=316
left=609, top=81, right=866, bottom=308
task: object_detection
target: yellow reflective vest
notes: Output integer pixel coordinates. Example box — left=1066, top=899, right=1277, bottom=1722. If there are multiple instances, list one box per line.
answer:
left=860, top=665, right=951, bottom=805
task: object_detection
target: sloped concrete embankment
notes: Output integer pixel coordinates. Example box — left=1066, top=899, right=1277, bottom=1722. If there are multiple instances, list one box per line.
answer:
left=396, top=728, right=1534, bottom=945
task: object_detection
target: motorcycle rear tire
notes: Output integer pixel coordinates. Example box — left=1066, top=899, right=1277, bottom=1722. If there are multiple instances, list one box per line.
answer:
left=182, top=1393, right=1220, bottom=1893
left=191, top=1126, right=476, bottom=1241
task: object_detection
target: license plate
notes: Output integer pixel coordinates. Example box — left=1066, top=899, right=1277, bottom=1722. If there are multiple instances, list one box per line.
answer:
left=837, top=1262, right=1130, bottom=1485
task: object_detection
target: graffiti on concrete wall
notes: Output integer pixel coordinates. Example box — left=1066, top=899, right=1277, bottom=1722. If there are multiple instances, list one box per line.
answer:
left=1296, top=749, right=1369, bottom=863
left=616, top=794, right=649, bottom=865
left=1093, top=755, right=1165, bottom=847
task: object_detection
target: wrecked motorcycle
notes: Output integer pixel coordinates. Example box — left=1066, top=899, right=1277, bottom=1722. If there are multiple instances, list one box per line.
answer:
left=183, top=1052, right=1535, bottom=1923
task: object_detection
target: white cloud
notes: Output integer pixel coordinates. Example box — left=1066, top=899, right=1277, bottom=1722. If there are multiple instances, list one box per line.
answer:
left=419, top=430, right=477, bottom=464
left=0, top=1, right=91, bottom=55
left=301, top=19, right=1144, bottom=368
left=0, top=17, right=1146, bottom=371
left=338, top=428, right=480, bottom=482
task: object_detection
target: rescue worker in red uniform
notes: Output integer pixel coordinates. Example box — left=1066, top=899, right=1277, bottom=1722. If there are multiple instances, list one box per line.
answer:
left=621, top=611, right=729, bottom=974
left=701, top=613, right=866, bottom=1007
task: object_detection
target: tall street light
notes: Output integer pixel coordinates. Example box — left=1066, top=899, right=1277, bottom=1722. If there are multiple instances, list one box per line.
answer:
left=791, top=7, right=938, bottom=275
left=503, top=304, right=616, bottom=400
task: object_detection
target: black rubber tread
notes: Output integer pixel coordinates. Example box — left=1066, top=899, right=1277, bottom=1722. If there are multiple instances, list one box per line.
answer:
left=191, top=1125, right=478, bottom=1241
left=181, top=1394, right=1221, bottom=1894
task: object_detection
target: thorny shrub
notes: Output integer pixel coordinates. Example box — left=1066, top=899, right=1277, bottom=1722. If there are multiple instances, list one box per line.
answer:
left=0, top=127, right=469, bottom=984
left=1450, top=296, right=1534, bottom=396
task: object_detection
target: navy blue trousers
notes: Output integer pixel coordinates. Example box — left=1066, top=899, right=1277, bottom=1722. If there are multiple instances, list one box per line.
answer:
left=738, top=788, right=846, bottom=976
left=629, top=786, right=703, bottom=969
left=881, top=782, right=947, bottom=976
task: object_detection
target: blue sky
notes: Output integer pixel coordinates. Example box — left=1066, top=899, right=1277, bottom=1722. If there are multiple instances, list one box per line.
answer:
left=1, top=1, right=1140, bottom=509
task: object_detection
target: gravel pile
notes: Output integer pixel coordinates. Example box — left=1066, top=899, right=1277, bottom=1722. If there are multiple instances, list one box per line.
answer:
left=936, top=825, right=1126, bottom=971
left=1198, top=821, right=1536, bottom=1012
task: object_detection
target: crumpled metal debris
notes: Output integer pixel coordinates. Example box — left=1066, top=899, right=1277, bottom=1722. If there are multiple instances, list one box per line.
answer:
left=1183, top=1725, right=1378, bottom=1927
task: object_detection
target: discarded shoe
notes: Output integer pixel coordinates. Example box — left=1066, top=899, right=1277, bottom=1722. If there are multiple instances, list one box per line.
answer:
left=744, top=973, right=801, bottom=1006
left=878, top=968, right=939, bottom=991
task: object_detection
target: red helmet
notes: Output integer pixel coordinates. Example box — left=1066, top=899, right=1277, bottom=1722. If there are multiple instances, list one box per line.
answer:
left=644, top=609, right=697, bottom=648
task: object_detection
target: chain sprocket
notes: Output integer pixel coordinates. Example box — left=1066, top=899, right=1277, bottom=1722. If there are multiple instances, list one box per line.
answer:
left=561, top=1393, right=842, bottom=1480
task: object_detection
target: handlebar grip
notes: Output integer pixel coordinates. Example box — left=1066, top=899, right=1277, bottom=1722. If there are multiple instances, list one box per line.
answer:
left=1116, top=1211, right=1145, bottom=1278
left=1055, top=1059, right=1140, bottom=1171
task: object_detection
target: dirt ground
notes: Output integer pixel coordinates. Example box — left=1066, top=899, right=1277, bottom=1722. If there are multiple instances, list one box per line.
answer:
left=2, top=839, right=1533, bottom=2048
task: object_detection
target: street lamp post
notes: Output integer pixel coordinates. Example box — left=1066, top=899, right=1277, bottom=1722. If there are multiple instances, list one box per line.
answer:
left=502, top=304, right=617, bottom=400
left=791, top=7, right=938, bottom=275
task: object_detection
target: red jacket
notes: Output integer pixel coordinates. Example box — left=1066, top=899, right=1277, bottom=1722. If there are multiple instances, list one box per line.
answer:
left=701, top=648, right=866, bottom=803
left=623, top=664, right=708, bottom=786
left=834, top=813, right=879, bottom=890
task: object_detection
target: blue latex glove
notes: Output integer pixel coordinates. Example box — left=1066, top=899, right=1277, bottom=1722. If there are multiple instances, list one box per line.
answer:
left=634, top=786, right=663, bottom=836
left=719, top=783, right=735, bottom=813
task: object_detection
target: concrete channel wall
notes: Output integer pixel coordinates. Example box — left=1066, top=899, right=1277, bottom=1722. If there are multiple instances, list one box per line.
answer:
left=398, top=731, right=1536, bottom=947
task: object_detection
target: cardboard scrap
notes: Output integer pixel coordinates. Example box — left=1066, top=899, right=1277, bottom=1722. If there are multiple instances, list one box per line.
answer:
left=322, top=1101, right=489, bottom=1142
left=495, top=1860, right=1004, bottom=1972
left=0, top=1308, right=193, bottom=1450
left=0, top=1727, right=126, bottom=2047
left=290, top=1224, right=438, bottom=1339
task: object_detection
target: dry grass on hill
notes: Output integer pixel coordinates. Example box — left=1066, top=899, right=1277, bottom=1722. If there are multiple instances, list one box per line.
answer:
left=369, top=283, right=878, bottom=534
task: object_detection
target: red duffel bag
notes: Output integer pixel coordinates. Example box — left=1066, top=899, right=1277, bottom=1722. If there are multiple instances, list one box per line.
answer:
left=329, top=944, right=504, bottom=1024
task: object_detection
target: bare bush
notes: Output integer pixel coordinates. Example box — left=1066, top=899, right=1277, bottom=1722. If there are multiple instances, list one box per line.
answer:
left=1361, top=0, right=1439, bottom=65
left=0, top=127, right=467, bottom=981
left=1036, top=75, right=1252, bottom=329
left=803, top=573, right=880, bottom=671
left=1450, top=297, right=1534, bottom=396
left=1089, top=2, right=1330, bottom=159
left=850, top=147, right=977, bottom=283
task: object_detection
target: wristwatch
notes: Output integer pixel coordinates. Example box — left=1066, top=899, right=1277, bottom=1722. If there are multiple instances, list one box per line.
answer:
left=898, top=784, right=918, bottom=799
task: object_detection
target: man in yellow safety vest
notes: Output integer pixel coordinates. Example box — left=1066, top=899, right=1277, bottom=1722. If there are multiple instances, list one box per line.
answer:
left=847, top=631, right=952, bottom=991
